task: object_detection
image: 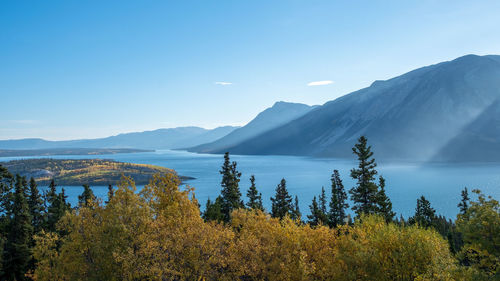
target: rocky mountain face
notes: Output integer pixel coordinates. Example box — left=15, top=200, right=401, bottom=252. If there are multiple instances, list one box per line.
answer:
left=217, top=55, right=500, bottom=161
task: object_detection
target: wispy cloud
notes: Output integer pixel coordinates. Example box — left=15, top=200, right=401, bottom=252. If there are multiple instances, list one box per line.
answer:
left=307, top=80, right=334, bottom=86
left=214, top=81, right=233, bottom=86
left=9, top=120, right=39, bottom=125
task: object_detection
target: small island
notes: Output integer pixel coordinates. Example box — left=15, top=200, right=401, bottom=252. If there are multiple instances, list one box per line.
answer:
left=0, top=148, right=154, bottom=157
left=1, top=158, right=193, bottom=186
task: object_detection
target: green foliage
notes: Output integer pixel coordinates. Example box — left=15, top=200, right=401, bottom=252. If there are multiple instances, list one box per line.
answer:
left=219, top=152, right=243, bottom=222
left=376, top=176, right=395, bottom=222
left=78, top=184, right=96, bottom=207
left=2, top=175, right=33, bottom=281
left=246, top=175, right=264, bottom=211
left=328, top=170, right=348, bottom=227
left=457, top=190, right=500, bottom=278
left=349, top=136, right=380, bottom=217
left=410, top=196, right=436, bottom=228
left=271, top=178, right=294, bottom=219
left=28, top=177, right=45, bottom=234
left=203, top=196, right=224, bottom=222
left=458, top=187, right=470, bottom=215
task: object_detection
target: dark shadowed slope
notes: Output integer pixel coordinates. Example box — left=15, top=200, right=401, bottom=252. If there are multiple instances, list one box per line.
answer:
left=187, top=101, right=316, bottom=153
left=223, top=55, right=500, bottom=161
left=0, top=126, right=238, bottom=150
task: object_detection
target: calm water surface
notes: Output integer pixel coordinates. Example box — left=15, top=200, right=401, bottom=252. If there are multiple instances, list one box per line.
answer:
left=1, top=150, right=499, bottom=218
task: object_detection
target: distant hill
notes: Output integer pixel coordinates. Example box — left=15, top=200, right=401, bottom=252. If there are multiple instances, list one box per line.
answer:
left=0, top=126, right=238, bottom=150
left=188, top=101, right=316, bottom=153
left=219, top=55, right=500, bottom=161
left=0, top=148, right=153, bottom=157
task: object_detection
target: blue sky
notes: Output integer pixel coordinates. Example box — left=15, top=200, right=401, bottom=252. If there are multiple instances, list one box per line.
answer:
left=1, top=0, right=500, bottom=140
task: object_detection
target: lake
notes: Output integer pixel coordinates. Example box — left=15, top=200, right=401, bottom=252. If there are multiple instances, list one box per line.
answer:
left=1, top=149, right=499, bottom=219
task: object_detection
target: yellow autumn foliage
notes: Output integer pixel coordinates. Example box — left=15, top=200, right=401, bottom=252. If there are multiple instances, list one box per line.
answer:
left=32, top=174, right=462, bottom=281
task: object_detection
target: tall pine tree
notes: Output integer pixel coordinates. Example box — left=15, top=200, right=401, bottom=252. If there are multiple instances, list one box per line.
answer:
left=292, top=195, right=301, bottom=221
left=458, top=187, right=470, bottom=215
left=270, top=178, right=293, bottom=219
left=219, top=152, right=243, bottom=222
left=349, top=136, right=379, bottom=217
left=376, top=176, right=395, bottom=222
left=328, top=170, right=348, bottom=227
left=246, top=175, right=264, bottom=211
left=27, top=177, right=44, bottom=234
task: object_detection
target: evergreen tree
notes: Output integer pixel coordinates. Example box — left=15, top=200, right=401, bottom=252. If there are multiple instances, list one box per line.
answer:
left=307, top=196, right=320, bottom=226
left=45, top=182, right=71, bottom=233
left=219, top=152, right=243, bottom=222
left=458, top=187, right=470, bottom=215
left=78, top=184, right=96, bottom=207
left=319, top=186, right=327, bottom=215
left=202, top=196, right=224, bottom=222
left=292, top=195, right=301, bottom=221
left=105, top=184, right=114, bottom=204
left=27, top=177, right=45, bottom=234
left=2, top=175, right=32, bottom=281
left=409, top=195, right=436, bottom=228
left=376, top=176, right=395, bottom=222
left=270, top=178, right=293, bottom=219
left=349, top=136, right=379, bottom=217
left=328, top=170, right=348, bottom=227
left=246, top=175, right=264, bottom=211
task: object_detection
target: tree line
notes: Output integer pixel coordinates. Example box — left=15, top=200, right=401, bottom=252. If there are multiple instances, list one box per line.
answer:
left=0, top=136, right=498, bottom=280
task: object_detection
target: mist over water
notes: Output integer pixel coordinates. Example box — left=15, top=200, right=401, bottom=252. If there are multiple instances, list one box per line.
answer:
left=2, top=150, right=499, bottom=219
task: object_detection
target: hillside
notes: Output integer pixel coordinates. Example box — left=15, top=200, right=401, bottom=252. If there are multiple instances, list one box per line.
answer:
left=188, top=101, right=316, bottom=153
left=220, top=55, right=500, bottom=161
left=1, top=158, right=192, bottom=185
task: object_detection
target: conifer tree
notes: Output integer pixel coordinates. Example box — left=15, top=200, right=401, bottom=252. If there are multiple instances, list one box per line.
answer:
left=270, top=178, right=293, bottom=219
left=350, top=136, right=379, bottom=217
left=376, top=176, right=395, bottom=222
left=328, top=170, right=348, bottom=227
left=307, top=196, right=320, bottom=226
left=458, top=187, right=470, bottom=215
left=27, top=177, right=44, bottom=234
left=246, top=175, right=264, bottom=211
left=292, top=195, right=301, bottom=221
left=2, top=175, right=32, bottom=281
left=319, top=186, right=327, bottom=215
left=105, top=184, right=114, bottom=204
left=410, top=195, right=436, bottom=228
left=219, top=152, right=243, bottom=222
left=78, top=184, right=96, bottom=207
left=202, top=196, right=224, bottom=222
left=45, top=182, right=71, bottom=232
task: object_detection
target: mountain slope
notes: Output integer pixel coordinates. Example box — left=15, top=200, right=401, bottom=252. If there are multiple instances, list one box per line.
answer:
left=0, top=126, right=238, bottom=150
left=188, top=101, right=315, bottom=153
left=433, top=100, right=500, bottom=162
left=222, top=55, right=500, bottom=161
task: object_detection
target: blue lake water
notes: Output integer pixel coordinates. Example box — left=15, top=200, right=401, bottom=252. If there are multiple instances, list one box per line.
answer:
left=1, top=150, right=499, bottom=219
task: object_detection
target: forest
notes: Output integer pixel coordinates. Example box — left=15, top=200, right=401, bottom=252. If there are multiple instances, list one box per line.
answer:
left=0, top=136, right=498, bottom=280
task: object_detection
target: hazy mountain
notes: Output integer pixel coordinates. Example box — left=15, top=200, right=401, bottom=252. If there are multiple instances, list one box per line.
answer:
left=0, top=126, right=238, bottom=150
left=220, top=55, right=500, bottom=161
left=433, top=100, right=500, bottom=162
left=188, top=101, right=316, bottom=153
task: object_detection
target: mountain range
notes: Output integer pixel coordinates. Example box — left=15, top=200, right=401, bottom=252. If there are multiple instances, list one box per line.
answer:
left=187, top=101, right=316, bottom=153
left=202, top=54, right=500, bottom=161
left=3, top=54, right=500, bottom=162
left=0, top=126, right=238, bottom=150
